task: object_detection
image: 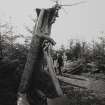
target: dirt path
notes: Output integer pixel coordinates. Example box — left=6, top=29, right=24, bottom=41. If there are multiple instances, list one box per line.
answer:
left=47, top=95, right=70, bottom=105
left=47, top=76, right=105, bottom=105
left=88, top=78, right=105, bottom=98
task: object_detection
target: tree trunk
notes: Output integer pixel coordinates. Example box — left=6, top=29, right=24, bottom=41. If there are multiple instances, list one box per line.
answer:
left=18, top=9, right=46, bottom=93
left=18, top=7, right=63, bottom=96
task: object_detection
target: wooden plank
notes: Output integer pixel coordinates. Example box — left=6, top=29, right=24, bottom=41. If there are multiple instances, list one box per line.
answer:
left=63, top=73, right=89, bottom=81
left=57, top=76, right=90, bottom=89
left=44, top=48, right=63, bottom=96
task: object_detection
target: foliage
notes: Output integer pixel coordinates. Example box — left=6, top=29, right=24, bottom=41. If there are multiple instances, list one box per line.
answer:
left=57, top=36, right=105, bottom=73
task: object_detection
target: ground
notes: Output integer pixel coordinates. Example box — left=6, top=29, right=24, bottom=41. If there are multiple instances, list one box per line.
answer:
left=48, top=73, right=105, bottom=105
left=0, top=60, right=105, bottom=105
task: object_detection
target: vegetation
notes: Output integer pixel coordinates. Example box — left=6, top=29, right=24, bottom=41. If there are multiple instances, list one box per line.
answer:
left=56, top=37, right=105, bottom=74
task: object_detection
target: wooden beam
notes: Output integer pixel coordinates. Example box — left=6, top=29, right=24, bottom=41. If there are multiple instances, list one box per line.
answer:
left=44, top=49, right=63, bottom=96
left=57, top=76, right=90, bottom=89
left=62, top=73, right=89, bottom=81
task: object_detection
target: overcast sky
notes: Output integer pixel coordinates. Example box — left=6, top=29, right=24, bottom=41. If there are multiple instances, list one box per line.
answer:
left=0, top=0, right=105, bottom=48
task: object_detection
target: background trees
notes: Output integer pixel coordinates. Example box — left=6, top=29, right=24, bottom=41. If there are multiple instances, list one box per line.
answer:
left=0, top=17, right=105, bottom=73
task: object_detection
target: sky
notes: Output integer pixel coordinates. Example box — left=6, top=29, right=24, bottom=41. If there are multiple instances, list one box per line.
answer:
left=0, top=0, right=105, bottom=49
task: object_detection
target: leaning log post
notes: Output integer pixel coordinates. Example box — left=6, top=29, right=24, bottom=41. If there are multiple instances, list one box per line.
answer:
left=44, top=45, right=63, bottom=96
left=18, top=7, right=63, bottom=96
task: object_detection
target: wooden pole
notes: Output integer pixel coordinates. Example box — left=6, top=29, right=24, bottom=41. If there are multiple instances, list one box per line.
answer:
left=44, top=45, right=63, bottom=96
left=57, top=75, right=90, bottom=89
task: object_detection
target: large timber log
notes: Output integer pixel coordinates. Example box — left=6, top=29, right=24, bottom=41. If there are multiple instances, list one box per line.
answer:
left=18, top=6, right=63, bottom=97
left=57, top=75, right=90, bottom=89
